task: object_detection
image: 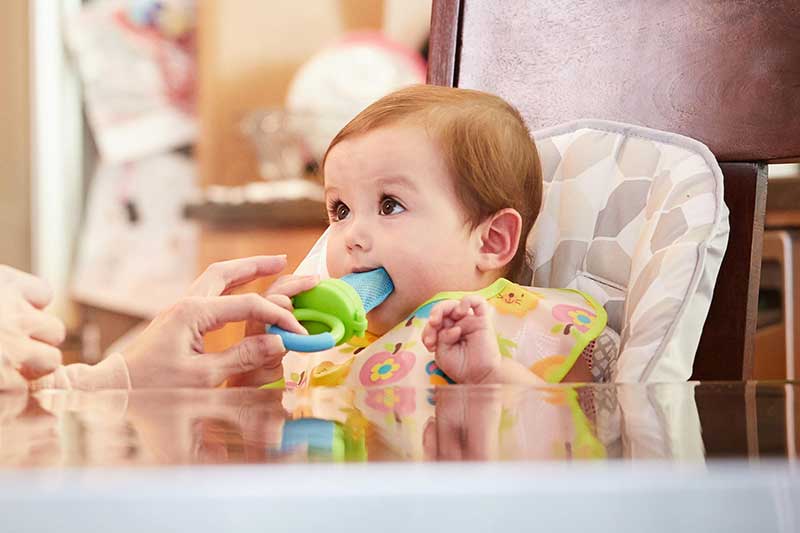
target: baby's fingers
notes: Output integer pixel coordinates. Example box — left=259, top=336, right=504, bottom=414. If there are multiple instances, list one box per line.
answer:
left=459, top=295, right=488, bottom=317
left=451, top=314, right=490, bottom=336
left=439, top=326, right=463, bottom=346
left=428, top=300, right=460, bottom=327
left=422, top=323, right=439, bottom=352
left=449, top=295, right=483, bottom=321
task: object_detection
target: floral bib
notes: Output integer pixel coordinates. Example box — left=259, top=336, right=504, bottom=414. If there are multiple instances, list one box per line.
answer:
left=281, top=279, right=608, bottom=389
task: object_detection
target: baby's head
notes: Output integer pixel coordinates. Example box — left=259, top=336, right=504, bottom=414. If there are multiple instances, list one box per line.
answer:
left=322, top=84, right=542, bottom=334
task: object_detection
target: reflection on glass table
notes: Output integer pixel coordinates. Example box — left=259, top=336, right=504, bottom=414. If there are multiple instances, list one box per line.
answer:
left=0, top=382, right=796, bottom=466
left=0, top=383, right=798, bottom=533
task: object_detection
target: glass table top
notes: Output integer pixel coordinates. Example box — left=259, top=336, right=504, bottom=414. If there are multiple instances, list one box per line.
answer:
left=1, top=381, right=797, bottom=467
left=2, top=382, right=799, bottom=533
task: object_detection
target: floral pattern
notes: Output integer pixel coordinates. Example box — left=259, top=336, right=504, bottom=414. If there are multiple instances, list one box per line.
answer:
left=364, top=387, right=416, bottom=417
left=551, top=304, right=597, bottom=335
left=358, top=343, right=415, bottom=386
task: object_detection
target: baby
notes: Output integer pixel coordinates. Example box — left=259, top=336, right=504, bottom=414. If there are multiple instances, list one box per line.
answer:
left=257, top=85, right=612, bottom=390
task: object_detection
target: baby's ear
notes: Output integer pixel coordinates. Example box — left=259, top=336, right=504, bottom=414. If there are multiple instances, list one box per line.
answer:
left=476, top=208, right=522, bottom=273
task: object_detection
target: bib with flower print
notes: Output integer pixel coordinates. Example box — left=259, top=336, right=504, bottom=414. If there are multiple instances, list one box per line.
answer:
left=281, top=279, right=608, bottom=389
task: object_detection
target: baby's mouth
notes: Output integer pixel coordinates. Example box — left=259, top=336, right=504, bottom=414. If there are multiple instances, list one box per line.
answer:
left=350, top=267, right=375, bottom=274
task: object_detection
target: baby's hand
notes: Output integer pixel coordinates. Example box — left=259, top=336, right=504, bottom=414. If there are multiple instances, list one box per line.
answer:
left=422, top=295, right=501, bottom=384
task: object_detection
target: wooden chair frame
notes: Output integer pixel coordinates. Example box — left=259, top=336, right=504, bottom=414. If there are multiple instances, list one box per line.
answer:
left=427, top=0, right=800, bottom=379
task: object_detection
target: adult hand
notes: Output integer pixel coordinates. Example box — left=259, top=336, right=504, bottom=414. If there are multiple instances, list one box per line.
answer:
left=121, top=256, right=308, bottom=388
left=124, top=389, right=290, bottom=464
left=0, top=392, right=61, bottom=466
left=228, top=273, right=319, bottom=388
left=0, top=265, right=65, bottom=388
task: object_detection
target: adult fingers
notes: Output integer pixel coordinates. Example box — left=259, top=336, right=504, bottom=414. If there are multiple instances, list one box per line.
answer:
left=205, top=388, right=286, bottom=448
left=2, top=337, right=62, bottom=379
left=265, top=294, right=293, bottom=312
left=207, top=334, right=285, bottom=383
left=179, top=294, right=307, bottom=335
left=0, top=266, right=53, bottom=309
left=225, top=365, right=284, bottom=388
left=235, top=396, right=286, bottom=451
left=0, top=363, right=28, bottom=392
left=26, top=310, right=67, bottom=346
left=242, top=295, right=292, bottom=340
left=266, top=275, right=319, bottom=298
left=244, top=318, right=267, bottom=338
left=189, top=255, right=288, bottom=297
left=192, top=419, right=232, bottom=463
left=0, top=376, right=29, bottom=412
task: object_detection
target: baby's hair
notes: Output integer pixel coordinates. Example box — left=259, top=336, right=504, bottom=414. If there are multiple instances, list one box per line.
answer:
left=323, top=84, right=542, bottom=280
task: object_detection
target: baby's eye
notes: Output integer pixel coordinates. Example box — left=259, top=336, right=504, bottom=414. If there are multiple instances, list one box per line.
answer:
left=379, top=196, right=405, bottom=216
left=328, top=201, right=350, bottom=221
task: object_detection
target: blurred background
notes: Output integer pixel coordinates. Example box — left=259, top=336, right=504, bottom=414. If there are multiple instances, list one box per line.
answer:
left=0, top=0, right=431, bottom=364
left=1, top=0, right=797, bottom=371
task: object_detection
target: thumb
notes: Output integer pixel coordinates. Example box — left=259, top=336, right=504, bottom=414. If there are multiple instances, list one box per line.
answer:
left=209, top=334, right=285, bottom=381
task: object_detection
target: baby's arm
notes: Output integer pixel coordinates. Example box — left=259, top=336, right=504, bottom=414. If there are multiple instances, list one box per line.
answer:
left=422, top=295, right=544, bottom=385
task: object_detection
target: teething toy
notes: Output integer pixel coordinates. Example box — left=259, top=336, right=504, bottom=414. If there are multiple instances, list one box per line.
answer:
left=267, top=267, right=394, bottom=352
left=280, top=418, right=367, bottom=461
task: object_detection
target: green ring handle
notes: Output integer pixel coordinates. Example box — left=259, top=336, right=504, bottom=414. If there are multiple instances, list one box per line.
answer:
left=293, top=308, right=345, bottom=345
left=267, top=308, right=347, bottom=352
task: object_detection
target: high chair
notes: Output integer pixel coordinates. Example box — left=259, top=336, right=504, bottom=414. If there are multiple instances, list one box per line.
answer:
left=427, top=0, right=800, bottom=380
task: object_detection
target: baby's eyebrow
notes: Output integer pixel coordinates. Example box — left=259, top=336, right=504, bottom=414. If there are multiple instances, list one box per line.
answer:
left=375, top=175, right=417, bottom=191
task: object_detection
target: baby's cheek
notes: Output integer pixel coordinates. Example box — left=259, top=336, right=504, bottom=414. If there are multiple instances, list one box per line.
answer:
left=325, top=249, right=345, bottom=278
left=398, top=261, right=432, bottom=287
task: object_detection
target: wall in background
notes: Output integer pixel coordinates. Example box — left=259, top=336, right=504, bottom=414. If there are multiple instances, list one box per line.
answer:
left=0, top=1, right=31, bottom=271
left=197, top=0, right=431, bottom=188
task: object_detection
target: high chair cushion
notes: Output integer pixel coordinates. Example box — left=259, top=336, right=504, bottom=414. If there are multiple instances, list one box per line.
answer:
left=526, top=120, right=728, bottom=382
left=294, top=119, right=729, bottom=383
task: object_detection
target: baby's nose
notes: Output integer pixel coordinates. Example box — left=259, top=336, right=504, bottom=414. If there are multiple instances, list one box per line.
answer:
left=344, top=218, right=373, bottom=252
